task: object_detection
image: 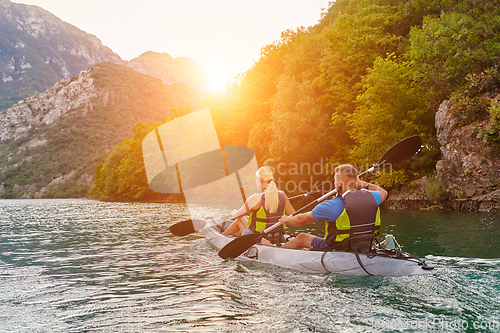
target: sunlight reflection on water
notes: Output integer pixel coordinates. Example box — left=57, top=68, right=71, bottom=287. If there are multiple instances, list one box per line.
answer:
left=0, top=199, right=499, bottom=332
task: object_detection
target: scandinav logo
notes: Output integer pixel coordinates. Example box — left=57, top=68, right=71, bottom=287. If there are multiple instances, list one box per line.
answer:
left=141, top=108, right=258, bottom=211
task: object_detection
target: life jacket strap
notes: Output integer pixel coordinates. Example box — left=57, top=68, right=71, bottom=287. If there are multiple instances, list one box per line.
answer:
left=325, top=224, right=380, bottom=248
left=334, top=223, right=380, bottom=235
left=253, top=217, right=281, bottom=223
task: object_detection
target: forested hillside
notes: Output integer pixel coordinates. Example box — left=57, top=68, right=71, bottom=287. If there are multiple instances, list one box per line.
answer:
left=207, top=0, right=500, bottom=186
left=0, top=62, right=208, bottom=199
left=88, top=0, right=500, bottom=202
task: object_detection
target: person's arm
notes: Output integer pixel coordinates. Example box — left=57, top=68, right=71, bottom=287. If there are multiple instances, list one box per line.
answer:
left=283, top=193, right=295, bottom=215
left=231, top=193, right=261, bottom=219
left=357, top=178, right=388, bottom=202
left=280, top=212, right=316, bottom=226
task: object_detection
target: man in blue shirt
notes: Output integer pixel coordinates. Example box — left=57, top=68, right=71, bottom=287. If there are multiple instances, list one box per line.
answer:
left=279, top=164, right=388, bottom=249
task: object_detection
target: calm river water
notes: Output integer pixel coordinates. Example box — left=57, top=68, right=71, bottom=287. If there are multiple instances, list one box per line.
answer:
left=1, top=199, right=499, bottom=332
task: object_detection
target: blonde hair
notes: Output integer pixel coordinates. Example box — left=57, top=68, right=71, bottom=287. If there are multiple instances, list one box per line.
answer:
left=256, top=166, right=279, bottom=213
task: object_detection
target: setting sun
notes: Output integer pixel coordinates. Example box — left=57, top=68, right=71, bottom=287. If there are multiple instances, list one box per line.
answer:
left=12, top=0, right=327, bottom=91
left=204, top=65, right=237, bottom=93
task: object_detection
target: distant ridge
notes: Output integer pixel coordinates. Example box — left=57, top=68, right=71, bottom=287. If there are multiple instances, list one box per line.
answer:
left=0, top=0, right=124, bottom=110
left=128, top=51, right=212, bottom=91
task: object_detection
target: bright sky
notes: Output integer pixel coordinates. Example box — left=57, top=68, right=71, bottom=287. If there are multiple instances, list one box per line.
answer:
left=12, top=0, right=329, bottom=91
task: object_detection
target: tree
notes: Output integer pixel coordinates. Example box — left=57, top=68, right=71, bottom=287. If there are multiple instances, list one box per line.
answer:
left=89, top=105, right=195, bottom=201
left=348, top=54, right=439, bottom=183
left=265, top=76, right=333, bottom=180
left=408, top=3, right=500, bottom=108
left=349, top=55, right=430, bottom=161
left=315, top=1, right=405, bottom=162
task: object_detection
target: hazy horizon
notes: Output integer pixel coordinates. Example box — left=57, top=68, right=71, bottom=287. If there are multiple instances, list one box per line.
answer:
left=11, top=0, right=329, bottom=91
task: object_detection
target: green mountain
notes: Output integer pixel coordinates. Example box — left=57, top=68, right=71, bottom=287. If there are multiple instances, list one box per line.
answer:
left=0, top=0, right=124, bottom=111
left=0, top=62, right=209, bottom=199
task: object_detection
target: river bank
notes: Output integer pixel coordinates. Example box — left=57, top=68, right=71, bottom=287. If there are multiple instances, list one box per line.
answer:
left=385, top=183, right=500, bottom=212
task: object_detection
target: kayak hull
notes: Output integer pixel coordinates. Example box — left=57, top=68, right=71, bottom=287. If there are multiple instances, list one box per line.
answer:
left=202, top=220, right=434, bottom=276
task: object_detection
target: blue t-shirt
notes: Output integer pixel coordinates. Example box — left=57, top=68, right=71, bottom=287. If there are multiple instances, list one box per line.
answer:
left=311, top=190, right=382, bottom=222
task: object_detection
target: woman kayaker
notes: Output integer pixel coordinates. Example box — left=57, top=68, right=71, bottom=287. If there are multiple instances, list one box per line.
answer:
left=222, top=166, right=295, bottom=244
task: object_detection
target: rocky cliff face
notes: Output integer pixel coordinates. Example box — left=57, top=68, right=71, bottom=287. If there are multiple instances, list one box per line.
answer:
left=435, top=100, right=500, bottom=196
left=0, top=61, right=208, bottom=199
left=0, top=67, right=104, bottom=198
left=0, top=68, right=98, bottom=142
left=434, top=99, right=500, bottom=211
left=0, top=0, right=123, bottom=110
left=386, top=99, right=500, bottom=212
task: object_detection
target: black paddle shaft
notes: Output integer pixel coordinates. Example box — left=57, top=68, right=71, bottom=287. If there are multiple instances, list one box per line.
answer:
left=218, top=199, right=311, bottom=259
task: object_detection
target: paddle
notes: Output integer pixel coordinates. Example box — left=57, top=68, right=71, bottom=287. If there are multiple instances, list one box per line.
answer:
left=169, top=214, right=232, bottom=237
left=375, top=135, right=422, bottom=166
left=310, top=135, right=422, bottom=192
left=170, top=189, right=322, bottom=237
left=218, top=135, right=422, bottom=259
left=288, top=190, right=321, bottom=201
left=218, top=199, right=323, bottom=259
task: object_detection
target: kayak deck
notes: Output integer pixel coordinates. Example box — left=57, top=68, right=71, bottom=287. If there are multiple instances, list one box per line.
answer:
left=202, top=218, right=434, bottom=276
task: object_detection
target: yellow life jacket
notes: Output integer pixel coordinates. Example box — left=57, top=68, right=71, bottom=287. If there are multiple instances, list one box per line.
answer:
left=248, top=191, right=286, bottom=233
left=325, top=189, right=381, bottom=243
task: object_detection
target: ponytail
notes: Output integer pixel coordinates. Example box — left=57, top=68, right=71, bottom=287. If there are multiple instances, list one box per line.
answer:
left=265, top=179, right=279, bottom=214
left=256, top=166, right=279, bottom=213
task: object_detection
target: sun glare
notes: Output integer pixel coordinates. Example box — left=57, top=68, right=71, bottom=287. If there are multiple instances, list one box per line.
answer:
left=200, top=57, right=248, bottom=93
left=205, top=68, right=231, bottom=93
left=210, top=76, right=229, bottom=93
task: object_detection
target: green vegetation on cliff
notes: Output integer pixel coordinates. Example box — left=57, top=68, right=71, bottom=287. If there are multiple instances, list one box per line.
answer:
left=207, top=0, right=500, bottom=188
left=89, top=105, right=192, bottom=202
left=0, top=62, right=208, bottom=199
left=55, top=0, right=500, bottom=201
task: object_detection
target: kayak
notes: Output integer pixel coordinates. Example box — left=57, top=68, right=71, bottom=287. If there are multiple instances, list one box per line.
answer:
left=201, top=217, right=435, bottom=276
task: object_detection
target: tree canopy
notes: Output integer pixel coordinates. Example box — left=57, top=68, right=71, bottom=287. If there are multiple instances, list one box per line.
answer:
left=97, top=0, right=500, bottom=199
left=207, top=0, right=500, bottom=189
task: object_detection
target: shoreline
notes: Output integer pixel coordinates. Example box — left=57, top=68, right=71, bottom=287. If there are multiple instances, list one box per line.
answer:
left=2, top=191, right=499, bottom=213
left=385, top=188, right=500, bottom=213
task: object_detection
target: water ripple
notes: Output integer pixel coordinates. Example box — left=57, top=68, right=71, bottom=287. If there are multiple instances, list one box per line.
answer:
left=1, top=199, right=499, bottom=332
